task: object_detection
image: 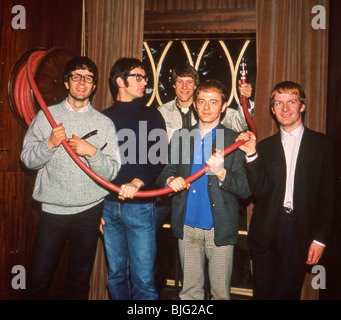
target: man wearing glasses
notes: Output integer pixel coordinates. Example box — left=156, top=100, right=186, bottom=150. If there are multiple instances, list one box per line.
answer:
left=101, top=57, right=167, bottom=300
left=21, top=57, right=121, bottom=299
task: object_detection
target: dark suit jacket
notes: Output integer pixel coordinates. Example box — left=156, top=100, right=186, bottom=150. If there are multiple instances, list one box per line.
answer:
left=246, top=127, right=335, bottom=254
left=156, top=124, right=251, bottom=246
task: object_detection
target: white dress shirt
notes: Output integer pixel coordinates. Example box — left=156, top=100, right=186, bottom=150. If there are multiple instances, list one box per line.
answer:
left=280, top=124, right=304, bottom=210
left=65, top=98, right=90, bottom=113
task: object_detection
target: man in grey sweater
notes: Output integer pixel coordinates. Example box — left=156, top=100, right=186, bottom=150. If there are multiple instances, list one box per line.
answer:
left=21, top=57, right=121, bottom=300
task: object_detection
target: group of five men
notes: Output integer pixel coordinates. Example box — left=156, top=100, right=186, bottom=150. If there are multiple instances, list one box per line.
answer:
left=21, top=55, right=335, bottom=300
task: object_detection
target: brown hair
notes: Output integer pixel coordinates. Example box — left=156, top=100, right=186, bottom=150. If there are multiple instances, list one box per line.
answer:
left=172, top=64, right=200, bottom=86
left=194, top=79, right=227, bottom=103
left=270, top=81, right=306, bottom=107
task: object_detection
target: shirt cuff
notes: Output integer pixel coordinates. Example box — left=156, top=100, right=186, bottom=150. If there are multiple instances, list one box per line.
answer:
left=245, top=153, right=258, bottom=163
left=313, top=240, right=326, bottom=247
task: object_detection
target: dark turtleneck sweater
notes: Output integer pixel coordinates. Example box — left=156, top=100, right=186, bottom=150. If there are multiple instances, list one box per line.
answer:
left=102, top=99, right=167, bottom=203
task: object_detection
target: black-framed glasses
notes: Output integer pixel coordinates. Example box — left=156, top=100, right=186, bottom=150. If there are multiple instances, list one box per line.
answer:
left=127, top=73, right=148, bottom=83
left=69, top=73, right=94, bottom=83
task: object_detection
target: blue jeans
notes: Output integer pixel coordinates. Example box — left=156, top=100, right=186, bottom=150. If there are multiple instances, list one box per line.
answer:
left=102, top=200, right=158, bottom=300
left=155, top=195, right=171, bottom=230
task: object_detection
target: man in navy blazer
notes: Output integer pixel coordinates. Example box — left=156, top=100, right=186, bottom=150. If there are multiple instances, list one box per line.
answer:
left=237, top=81, right=335, bottom=299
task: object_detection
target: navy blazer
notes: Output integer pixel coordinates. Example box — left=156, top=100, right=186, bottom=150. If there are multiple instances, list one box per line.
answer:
left=246, top=127, right=335, bottom=253
left=156, top=124, right=251, bottom=246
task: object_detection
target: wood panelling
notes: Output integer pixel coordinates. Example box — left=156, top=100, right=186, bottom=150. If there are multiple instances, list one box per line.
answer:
left=144, top=9, right=256, bottom=35
left=145, top=0, right=256, bottom=11
left=0, top=0, right=82, bottom=299
left=0, top=171, right=38, bottom=299
left=144, top=0, right=256, bottom=35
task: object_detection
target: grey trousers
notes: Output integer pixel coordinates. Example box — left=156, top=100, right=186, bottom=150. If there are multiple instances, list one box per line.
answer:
left=178, top=225, right=234, bottom=300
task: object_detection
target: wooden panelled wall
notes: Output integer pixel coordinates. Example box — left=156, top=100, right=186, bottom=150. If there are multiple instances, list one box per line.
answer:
left=144, top=0, right=256, bottom=36
left=145, top=0, right=256, bottom=10
left=0, top=0, right=82, bottom=299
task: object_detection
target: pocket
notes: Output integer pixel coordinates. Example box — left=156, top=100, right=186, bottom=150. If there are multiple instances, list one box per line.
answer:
left=137, top=202, right=156, bottom=217
left=102, top=199, right=120, bottom=220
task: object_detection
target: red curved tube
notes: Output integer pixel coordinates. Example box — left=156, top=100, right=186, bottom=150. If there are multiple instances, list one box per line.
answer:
left=26, top=52, right=255, bottom=198
left=14, top=67, right=25, bottom=118
left=26, top=51, right=45, bottom=122
left=14, top=50, right=46, bottom=126
left=240, top=59, right=257, bottom=135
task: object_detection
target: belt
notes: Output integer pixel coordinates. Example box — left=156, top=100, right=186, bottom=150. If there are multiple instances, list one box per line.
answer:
left=283, top=206, right=293, bottom=214
left=282, top=206, right=297, bottom=221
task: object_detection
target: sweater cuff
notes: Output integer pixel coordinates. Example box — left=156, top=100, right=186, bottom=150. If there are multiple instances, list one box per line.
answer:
left=85, top=148, right=100, bottom=163
left=44, top=138, right=58, bottom=155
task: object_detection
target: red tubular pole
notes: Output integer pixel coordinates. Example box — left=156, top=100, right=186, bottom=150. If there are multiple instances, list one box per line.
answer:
left=15, top=50, right=46, bottom=126
left=240, top=58, right=257, bottom=135
left=15, top=67, right=25, bottom=118
left=26, top=52, right=255, bottom=198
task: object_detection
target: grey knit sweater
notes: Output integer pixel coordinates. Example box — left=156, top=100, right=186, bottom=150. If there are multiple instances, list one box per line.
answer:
left=21, top=100, right=121, bottom=214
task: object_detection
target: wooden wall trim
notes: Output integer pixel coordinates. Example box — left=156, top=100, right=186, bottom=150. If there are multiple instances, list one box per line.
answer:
left=144, top=9, right=256, bottom=35
left=1, top=0, right=82, bottom=300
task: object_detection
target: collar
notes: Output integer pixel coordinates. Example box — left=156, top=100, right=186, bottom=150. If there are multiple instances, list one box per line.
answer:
left=64, top=98, right=90, bottom=113
left=280, top=123, right=305, bottom=142
left=113, top=99, right=144, bottom=111
left=176, top=98, right=194, bottom=114
left=196, top=122, right=220, bottom=139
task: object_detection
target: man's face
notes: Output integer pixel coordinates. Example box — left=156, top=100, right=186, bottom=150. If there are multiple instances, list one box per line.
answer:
left=64, top=68, right=96, bottom=104
left=173, top=76, right=196, bottom=106
left=194, top=89, right=227, bottom=127
left=120, top=67, right=147, bottom=101
left=271, top=92, right=305, bottom=132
